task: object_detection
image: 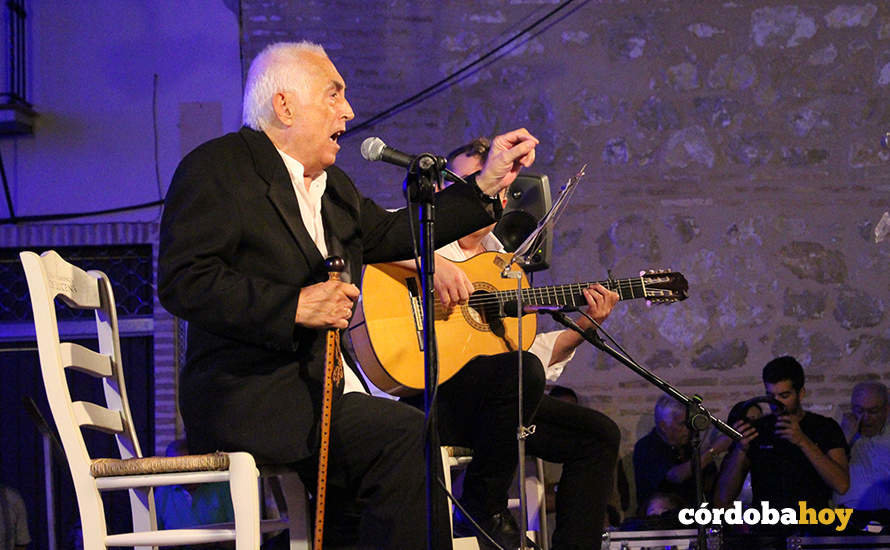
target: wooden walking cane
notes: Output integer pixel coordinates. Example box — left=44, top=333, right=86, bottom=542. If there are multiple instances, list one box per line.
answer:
left=314, top=256, right=346, bottom=550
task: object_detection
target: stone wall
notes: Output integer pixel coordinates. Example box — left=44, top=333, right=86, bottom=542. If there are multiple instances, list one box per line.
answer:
left=241, top=0, right=890, bottom=470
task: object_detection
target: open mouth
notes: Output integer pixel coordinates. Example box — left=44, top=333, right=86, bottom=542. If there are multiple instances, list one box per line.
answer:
left=330, top=130, right=344, bottom=143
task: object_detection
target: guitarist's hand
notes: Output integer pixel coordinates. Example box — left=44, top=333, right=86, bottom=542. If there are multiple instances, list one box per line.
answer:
left=294, top=280, right=360, bottom=329
left=551, top=284, right=619, bottom=365
left=577, top=284, right=620, bottom=328
left=434, top=254, right=475, bottom=308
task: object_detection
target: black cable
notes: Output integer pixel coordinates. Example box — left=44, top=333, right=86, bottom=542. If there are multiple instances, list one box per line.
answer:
left=152, top=73, right=163, bottom=220
left=0, top=149, right=14, bottom=218
left=0, top=199, right=163, bottom=225
left=5, top=0, right=583, bottom=226
left=341, top=0, right=578, bottom=138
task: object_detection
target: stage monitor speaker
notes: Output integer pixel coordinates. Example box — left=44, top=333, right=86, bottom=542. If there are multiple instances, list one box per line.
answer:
left=493, top=172, right=552, bottom=272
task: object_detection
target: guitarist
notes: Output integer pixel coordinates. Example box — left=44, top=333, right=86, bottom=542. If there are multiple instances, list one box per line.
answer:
left=407, top=138, right=623, bottom=550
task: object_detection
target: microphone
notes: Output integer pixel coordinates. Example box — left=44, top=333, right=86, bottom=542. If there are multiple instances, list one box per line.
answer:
left=882, top=132, right=889, bottom=149
left=360, top=137, right=446, bottom=172
left=361, top=137, right=414, bottom=167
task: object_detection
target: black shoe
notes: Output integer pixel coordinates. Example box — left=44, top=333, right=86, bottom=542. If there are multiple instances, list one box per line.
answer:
left=453, top=508, right=538, bottom=549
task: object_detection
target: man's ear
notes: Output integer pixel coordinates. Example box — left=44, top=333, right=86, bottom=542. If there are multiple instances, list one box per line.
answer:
left=799, top=386, right=807, bottom=401
left=272, top=91, right=294, bottom=125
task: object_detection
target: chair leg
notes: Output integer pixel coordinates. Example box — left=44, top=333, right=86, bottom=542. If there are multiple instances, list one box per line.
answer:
left=130, top=486, right=155, bottom=550
left=440, top=448, right=455, bottom=534
left=277, top=472, right=311, bottom=550
left=228, top=453, right=261, bottom=550
left=534, top=458, right=549, bottom=550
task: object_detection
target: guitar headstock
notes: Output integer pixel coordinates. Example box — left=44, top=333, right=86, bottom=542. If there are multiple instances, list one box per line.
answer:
left=639, top=269, right=689, bottom=303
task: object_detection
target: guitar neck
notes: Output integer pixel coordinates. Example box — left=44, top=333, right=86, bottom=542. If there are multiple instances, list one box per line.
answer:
left=496, top=277, right=646, bottom=309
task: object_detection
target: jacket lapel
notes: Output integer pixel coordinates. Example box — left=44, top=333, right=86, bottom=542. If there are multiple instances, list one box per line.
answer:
left=240, top=127, right=325, bottom=274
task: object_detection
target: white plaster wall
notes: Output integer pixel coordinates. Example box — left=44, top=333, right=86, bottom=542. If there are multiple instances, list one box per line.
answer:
left=0, top=0, right=242, bottom=221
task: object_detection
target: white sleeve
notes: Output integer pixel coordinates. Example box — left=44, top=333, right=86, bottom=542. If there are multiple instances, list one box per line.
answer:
left=528, top=330, right=575, bottom=382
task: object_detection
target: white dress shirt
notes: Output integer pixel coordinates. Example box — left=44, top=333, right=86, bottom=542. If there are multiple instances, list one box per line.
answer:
left=277, top=148, right=366, bottom=394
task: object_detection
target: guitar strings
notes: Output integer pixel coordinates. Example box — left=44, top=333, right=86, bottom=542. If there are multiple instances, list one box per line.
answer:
left=427, top=277, right=651, bottom=314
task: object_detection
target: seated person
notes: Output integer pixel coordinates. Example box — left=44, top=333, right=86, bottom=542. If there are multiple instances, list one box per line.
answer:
left=154, top=439, right=235, bottom=533
left=835, top=381, right=889, bottom=513
left=405, top=139, right=622, bottom=550
left=617, top=492, right=684, bottom=531
left=633, top=394, right=730, bottom=515
left=724, top=399, right=763, bottom=507
left=158, top=41, right=538, bottom=549
left=644, top=492, right=684, bottom=517
left=714, top=356, right=849, bottom=511
left=0, top=483, right=31, bottom=550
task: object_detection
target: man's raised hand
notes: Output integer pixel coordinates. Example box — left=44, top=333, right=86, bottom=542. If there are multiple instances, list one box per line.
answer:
left=476, top=128, right=539, bottom=196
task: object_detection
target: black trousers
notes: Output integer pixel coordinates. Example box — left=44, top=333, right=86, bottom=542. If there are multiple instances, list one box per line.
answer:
left=296, top=392, right=452, bottom=550
left=526, top=394, right=621, bottom=550
left=431, top=351, right=547, bottom=517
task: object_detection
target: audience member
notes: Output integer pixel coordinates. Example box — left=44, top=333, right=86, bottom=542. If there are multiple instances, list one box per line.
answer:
left=633, top=394, right=730, bottom=514
left=714, top=356, right=849, bottom=510
left=154, top=439, right=235, bottom=539
left=617, top=492, right=685, bottom=531
left=0, top=484, right=30, bottom=550
left=834, top=381, right=889, bottom=512
left=644, top=492, right=684, bottom=517
left=724, top=400, right=763, bottom=507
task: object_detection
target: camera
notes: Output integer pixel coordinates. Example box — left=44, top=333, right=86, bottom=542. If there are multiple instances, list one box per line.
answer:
left=732, top=395, right=787, bottom=443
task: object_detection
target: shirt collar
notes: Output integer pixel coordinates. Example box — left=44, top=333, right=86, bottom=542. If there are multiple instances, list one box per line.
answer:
left=275, top=148, right=327, bottom=196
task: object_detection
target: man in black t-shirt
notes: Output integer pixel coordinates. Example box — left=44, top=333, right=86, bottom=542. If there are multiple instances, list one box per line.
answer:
left=714, top=356, right=849, bottom=510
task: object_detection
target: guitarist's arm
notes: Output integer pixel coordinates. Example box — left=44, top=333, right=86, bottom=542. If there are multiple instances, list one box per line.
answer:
left=389, top=253, right=475, bottom=308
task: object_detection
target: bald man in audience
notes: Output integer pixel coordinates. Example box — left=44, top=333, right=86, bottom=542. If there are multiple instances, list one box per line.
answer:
left=835, top=381, right=890, bottom=512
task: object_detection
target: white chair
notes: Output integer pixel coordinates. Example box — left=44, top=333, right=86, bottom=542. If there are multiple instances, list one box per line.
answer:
left=20, top=250, right=309, bottom=550
left=441, top=446, right=549, bottom=550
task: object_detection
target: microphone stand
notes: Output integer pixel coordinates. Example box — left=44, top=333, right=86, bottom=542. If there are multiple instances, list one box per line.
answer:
left=500, top=260, right=534, bottom=550
left=404, top=153, right=448, bottom=550
left=543, top=311, right=742, bottom=550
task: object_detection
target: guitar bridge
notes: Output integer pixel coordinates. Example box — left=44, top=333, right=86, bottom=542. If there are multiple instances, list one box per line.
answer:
left=406, top=277, right=424, bottom=351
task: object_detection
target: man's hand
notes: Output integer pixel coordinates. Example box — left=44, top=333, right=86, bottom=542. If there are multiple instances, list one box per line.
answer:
left=776, top=414, right=808, bottom=447
left=476, top=128, right=538, bottom=196
left=704, top=426, right=734, bottom=455
left=294, top=280, right=360, bottom=329
left=732, top=419, right=758, bottom=451
left=549, top=284, right=619, bottom=366
left=576, top=284, right=620, bottom=329
left=434, top=254, right=475, bottom=309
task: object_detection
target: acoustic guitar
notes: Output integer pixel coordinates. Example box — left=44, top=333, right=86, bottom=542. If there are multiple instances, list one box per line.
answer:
left=349, top=251, right=688, bottom=396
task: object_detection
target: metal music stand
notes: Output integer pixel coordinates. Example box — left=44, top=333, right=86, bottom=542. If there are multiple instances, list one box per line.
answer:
left=500, top=165, right=586, bottom=550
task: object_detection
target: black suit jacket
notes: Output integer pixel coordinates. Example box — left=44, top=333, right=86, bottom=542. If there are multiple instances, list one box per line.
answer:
left=159, top=127, right=497, bottom=463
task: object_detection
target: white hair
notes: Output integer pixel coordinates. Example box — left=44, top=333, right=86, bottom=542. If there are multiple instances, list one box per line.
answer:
left=654, top=393, right=684, bottom=423
left=853, top=381, right=888, bottom=406
left=242, top=41, right=328, bottom=130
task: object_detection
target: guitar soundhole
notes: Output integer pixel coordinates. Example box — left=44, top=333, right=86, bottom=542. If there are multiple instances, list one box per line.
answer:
left=463, top=283, right=500, bottom=332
